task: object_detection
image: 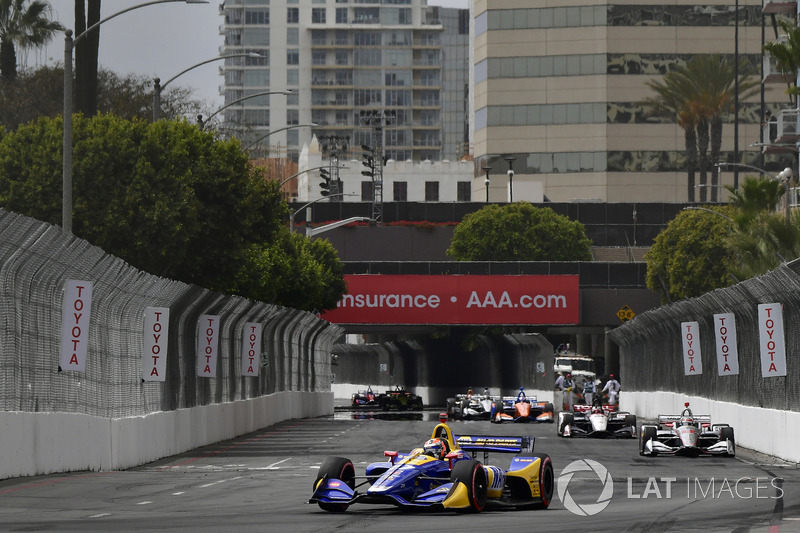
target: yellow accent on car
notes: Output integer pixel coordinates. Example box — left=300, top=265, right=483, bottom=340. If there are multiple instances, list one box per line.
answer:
left=442, top=481, right=471, bottom=509
left=506, top=457, right=541, bottom=498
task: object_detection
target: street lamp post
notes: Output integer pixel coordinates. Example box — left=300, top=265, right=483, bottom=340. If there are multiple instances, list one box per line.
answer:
left=289, top=193, right=359, bottom=234
left=198, top=90, right=292, bottom=130
left=504, top=156, right=516, bottom=203
left=243, top=123, right=317, bottom=152
left=482, top=166, right=491, bottom=202
left=153, top=52, right=261, bottom=121
left=62, top=0, right=207, bottom=233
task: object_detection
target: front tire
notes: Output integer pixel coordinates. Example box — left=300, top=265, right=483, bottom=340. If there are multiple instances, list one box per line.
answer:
left=720, top=426, right=736, bottom=456
left=314, top=456, right=355, bottom=512
left=557, top=412, right=574, bottom=436
left=450, top=459, right=488, bottom=512
left=639, top=426, right=656, bottom=456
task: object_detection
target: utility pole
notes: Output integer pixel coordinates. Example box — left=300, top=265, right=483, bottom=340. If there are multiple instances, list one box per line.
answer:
left=319, top=135, right=349, bottom=202
left=359, top=110, right=395, bottom=223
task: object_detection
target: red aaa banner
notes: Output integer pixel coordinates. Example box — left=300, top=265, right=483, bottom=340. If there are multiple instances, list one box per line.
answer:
left=321, top=275, right=579, bottom=325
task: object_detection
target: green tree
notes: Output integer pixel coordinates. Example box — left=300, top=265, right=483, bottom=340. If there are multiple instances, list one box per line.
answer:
left=728, top=212, right=800, bottom=281
left=644, top=55, right=759, bottom=202
left=645, top=206, right=738, bottom=303
left=446, top=203, right=592, bottom=261
left=0, top=113, right=345, bottom=311
left=763, top=16, right=800, bottom=95
left=725, top=175, right=785, bottom=223
left=0, top=0, right=62, bottom=80
left=0, top=66, right=206, bottom=131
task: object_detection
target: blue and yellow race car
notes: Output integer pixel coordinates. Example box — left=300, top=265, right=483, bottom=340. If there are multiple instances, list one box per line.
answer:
left=309, top=416, right=555, bottom=513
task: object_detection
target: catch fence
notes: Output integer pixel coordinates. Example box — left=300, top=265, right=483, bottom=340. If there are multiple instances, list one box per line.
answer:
left=0, top=209, right=342, bottom=419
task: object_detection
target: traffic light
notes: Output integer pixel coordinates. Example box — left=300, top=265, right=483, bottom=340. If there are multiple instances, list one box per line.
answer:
left=319, top=168, right=331, bottom=196
left=361, top=144, right=375, bottom=179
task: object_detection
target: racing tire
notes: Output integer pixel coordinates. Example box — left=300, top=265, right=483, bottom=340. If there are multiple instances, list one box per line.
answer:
left=544, top=403, right=555, bottom=422
left=557, top=412, right=574, bottom=437
left=446, top=398, right=457, bottom=418
left=527, top=453, right=555, bottom=509
left=450, top=459, right=488, bottom=513
left=625, top=415, right=638, bottom=438
left=719, top=426, right=736, bottom=456
left=314, top=456, right=355, bottom=513
left=639, top=426, right=657, bottom=456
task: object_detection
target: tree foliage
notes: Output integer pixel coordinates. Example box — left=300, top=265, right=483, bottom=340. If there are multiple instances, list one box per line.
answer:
left=0, top=0, right=62, bottom=80
left=0, top=66, right=206, bottom=131
left=763, top=16, right=800, bottom=95
left=645, top=206, right=738, bottom=303
left=0, top=113, right=345, bottom=311
left=447, top=203, right=593, bottom=261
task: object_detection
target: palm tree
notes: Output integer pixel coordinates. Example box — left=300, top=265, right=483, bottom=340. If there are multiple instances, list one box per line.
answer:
left=0, top=0, right=63, bottom=80
left=680, top=55, right=759, bottom=202
left=645, top=72, right=699, bottom=201
left=763, top=16, right=800, bottom=98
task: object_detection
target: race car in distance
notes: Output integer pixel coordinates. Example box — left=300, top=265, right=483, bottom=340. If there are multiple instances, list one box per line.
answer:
left=309, top=415, right=555, bottom=513
left=490, top=388, right=554, bottom=423
left=351, top=386, right=378, bottom=407
left=639, top=402, right=735, bottom=457
left=446, top=388, right=497, bottom=420
left=378, top=386, right=423, bottom=411
left=556, top=404, right=636, bottom=438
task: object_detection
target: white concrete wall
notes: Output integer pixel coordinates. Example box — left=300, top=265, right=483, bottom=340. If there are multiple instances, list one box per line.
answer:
left=0, top=391, right=333, bottom=480
left=622, top=391, right=800, bottom=463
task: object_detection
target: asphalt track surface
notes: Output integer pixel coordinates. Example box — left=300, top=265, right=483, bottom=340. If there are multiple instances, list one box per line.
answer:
left=1, top=409, right=799, bottom=533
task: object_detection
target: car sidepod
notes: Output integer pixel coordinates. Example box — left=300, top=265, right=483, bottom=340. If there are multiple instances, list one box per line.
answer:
left=505, top=453, right=554, bottom=508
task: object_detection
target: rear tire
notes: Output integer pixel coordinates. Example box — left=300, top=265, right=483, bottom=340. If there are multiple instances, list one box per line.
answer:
left=314, top=456, right=355, bottom=512
left=450, top=459, right=488, bottom=512
left=639, top=426, right=656, bottom=456
left=544, top=402, right=555, bottom=422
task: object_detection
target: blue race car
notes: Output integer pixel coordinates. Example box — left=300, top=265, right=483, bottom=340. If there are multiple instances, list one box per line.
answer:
left=309, top=415, right=555, bottom=513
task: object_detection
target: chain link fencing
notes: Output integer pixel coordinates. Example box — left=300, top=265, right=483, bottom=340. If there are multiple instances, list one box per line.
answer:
left=0, top=209, right=343, bottom=419
left=609, top=259, right=800, bottom=412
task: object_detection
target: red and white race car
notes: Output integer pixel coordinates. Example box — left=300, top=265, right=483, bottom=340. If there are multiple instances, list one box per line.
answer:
left=639, top=403, right=735, bottom=457
left=557, top=404, right=636, bottom=438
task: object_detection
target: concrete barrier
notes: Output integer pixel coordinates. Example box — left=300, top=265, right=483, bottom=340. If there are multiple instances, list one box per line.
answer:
left=622, top=391, right=800, bottom=463
left=0, top=391, right=333, bottom=480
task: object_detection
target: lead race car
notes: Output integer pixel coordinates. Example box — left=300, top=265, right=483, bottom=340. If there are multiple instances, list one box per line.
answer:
left=490, top=388, right=554, bottom=423
left=639, top=402, right=735, bottom=457
left=556, top=403, right=637, bottom=438
left=309, top=415, right=555, bottom=513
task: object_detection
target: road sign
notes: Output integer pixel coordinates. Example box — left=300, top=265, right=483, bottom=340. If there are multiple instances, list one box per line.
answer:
left=617, top=305, right=636, bottom=322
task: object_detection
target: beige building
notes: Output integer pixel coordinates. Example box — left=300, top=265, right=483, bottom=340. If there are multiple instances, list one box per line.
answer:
left=472, top=0, right=792, bottom=203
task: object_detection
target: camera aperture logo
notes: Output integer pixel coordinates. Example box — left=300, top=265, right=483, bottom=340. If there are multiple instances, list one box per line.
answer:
left=557, top=459, right=614, bottom=516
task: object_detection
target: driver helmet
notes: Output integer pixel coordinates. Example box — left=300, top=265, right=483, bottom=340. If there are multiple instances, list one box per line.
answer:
left=423, top=438, right=446, bottom=459
left=592, top=406, right=602, bottom=414
left=680, top=415, right=694, bottom=426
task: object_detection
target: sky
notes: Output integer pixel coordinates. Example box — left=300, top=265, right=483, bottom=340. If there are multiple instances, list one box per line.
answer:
left=35, top=0, right=468, bottom=110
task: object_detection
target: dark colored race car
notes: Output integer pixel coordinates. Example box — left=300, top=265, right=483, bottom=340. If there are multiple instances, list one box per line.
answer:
left=490, top=388, right=554, bottom=423
left=556, top=404, right=637, bottom=438
left=378, top=386, right=423, bottom=411
left=639, top=402, right=735, bottom=457
left=351, top=386, right=378, bottom=407
left=309, top=415, right=555, bottom=513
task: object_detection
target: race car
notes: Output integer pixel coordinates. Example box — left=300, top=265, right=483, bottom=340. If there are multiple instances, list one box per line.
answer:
left=490, top=388, right=554, bottom=423
left=309, top=415, right=555, bottom=513
left=446, top=388, right=497, bottom=420
left=377, top=386, right=423, bottom=411
left=556, top=404, right=637, bottom=438
left=639, top=402, right=735, bottom=457
left=351, top=386, right=378, bottom=407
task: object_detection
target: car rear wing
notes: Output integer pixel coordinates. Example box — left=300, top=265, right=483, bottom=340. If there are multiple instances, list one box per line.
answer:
left=500, top=395, right=539, bottom=403
left=456, top=435, right=534, bottom=454
left=658, top=414, right=711, bottom=426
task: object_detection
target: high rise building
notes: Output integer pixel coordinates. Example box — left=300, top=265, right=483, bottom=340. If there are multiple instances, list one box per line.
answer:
left=473, top=1, right=791, bottom=203
left=219, top=0, right=470, bottom=163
